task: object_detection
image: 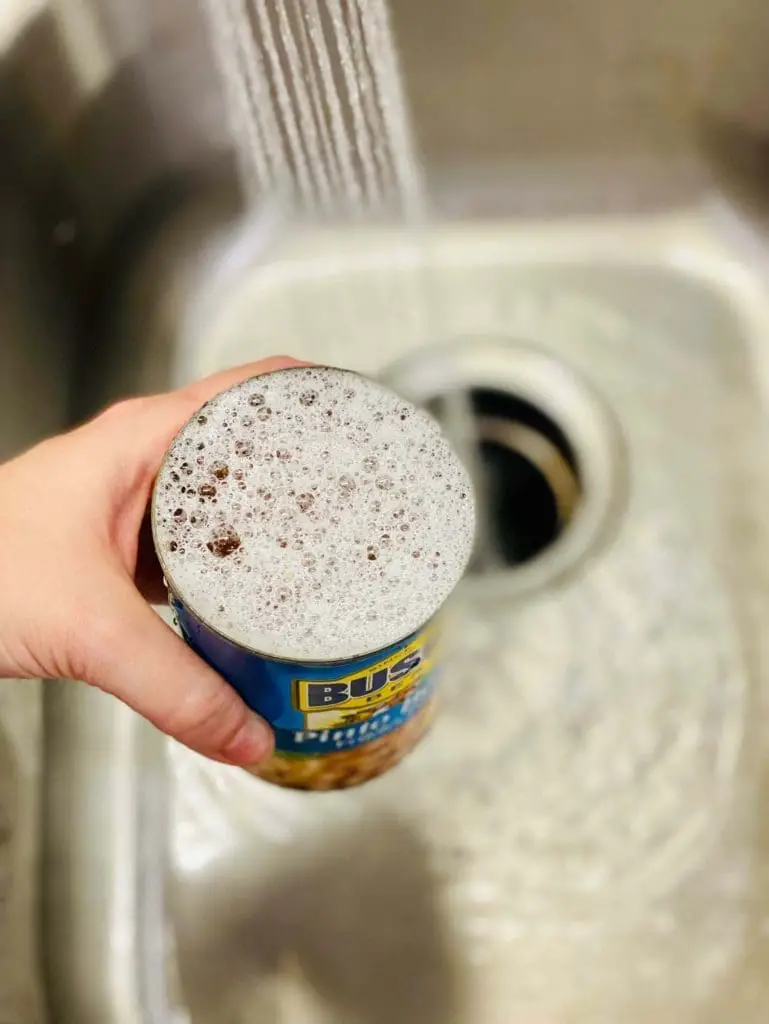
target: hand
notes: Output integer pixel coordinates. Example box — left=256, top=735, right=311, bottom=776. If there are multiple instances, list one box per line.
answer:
left=0, top=356, right=305, bottom=766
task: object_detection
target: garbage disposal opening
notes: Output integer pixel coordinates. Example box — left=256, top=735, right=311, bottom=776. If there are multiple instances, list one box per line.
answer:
left=427, top=388, right=582, bottom=571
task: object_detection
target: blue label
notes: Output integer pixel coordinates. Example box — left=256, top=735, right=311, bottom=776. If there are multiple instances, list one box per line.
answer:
left=171, top=597, right=438, bottom=772
left=271, top=672, right=436, bottom=754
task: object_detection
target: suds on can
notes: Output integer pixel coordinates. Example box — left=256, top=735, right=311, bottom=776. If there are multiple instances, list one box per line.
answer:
left=152, top=365, right=476, bottom=790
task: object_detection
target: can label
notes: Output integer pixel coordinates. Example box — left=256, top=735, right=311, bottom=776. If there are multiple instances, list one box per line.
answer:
left=171, top=596, right=439, bottom=790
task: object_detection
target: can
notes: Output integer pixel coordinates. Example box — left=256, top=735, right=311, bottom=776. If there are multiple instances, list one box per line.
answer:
left=152, top=364, right=474, bottom=791
left=169, top=596, right=442, bottom=790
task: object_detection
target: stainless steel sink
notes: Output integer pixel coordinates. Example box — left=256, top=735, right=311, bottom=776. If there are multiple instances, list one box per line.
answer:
left=41, top=203, right=769, bottom=1023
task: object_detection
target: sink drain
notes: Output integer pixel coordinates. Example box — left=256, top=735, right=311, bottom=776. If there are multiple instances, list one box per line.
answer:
left=447, top=389, right=582, bottom=571
left=384, top=338, right=626, bottom=597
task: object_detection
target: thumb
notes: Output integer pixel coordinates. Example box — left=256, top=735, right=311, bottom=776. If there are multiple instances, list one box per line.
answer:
left=81, top=575, right=274, bottom=765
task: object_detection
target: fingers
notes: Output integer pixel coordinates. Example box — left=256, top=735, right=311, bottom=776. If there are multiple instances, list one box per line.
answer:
left=92, top=356, right=314, bottom=474
left=71, top=356, right=313, bottom=758
left=179, top=355, right=312, bottom=409
left=82, top=574, right=274, bottom=766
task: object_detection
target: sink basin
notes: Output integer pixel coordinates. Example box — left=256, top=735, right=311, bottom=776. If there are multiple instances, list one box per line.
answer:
left=44, top=202, right=769, bottom=1023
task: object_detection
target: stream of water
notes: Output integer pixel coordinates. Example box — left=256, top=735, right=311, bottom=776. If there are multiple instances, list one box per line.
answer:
left=197, top=0, right=495, bottom=567
left=198, top=0, right=424, bottom=218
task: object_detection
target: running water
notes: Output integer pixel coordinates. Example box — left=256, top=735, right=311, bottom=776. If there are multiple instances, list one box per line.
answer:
left=197, top=0, right=494, bottom=568
left=198, top=0, right=425, bottom=219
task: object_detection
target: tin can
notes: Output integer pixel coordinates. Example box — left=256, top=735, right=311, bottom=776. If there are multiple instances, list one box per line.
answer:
left=152, top=364, right=474, bottom=791
left=170, top=596, right=442, bottom=789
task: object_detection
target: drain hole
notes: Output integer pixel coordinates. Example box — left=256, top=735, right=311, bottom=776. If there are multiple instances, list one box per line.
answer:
left=429, top=389, right=583, bottom=569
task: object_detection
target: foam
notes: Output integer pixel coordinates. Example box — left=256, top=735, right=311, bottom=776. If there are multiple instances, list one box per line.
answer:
left=153, top=366, right=475, bottom=662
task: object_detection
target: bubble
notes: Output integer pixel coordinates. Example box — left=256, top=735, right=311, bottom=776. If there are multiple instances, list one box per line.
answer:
left=248, top=392, right=265, bottom=407
left=297, top=493, right=315, bottom=513
left=257, top=407, right=272, bottom=422
left=173, top=508, right=186, bottom=522
left=338, top=475, right=356, bottom=496
left=376, top=476, right=393, bottom=491
left=211, top=462, right=229, bottom=480
left=362, top=456, right=378, bottom=472
left=199, top=484, right=217, bottom=499
left=235, top=440, right=254, bottom=458
left=300, top=390, right=317, bottom=406
left=206, top=529, right=241, bottom=558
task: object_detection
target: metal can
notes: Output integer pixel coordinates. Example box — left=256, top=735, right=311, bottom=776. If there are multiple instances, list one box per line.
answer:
left=152, top=364, right=474, bottom=790
left=170, top=598, right=442, bottom=789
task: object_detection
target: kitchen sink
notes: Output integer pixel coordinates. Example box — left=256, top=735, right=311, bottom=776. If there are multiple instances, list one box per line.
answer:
left=43, top=202, right=769, bottom=1023
left=3, top=0, right=769, bottom=1021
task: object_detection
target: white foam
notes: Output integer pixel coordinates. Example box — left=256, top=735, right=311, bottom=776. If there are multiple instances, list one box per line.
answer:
left=153, top=366, right=475, bottom=662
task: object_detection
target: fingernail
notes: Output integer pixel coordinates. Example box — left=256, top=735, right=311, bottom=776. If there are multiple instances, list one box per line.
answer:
left=221, top=713, right=274, bottom=766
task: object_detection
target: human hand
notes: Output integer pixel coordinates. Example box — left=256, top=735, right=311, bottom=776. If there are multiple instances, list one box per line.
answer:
left=0, top=356, right=305, bottom=765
